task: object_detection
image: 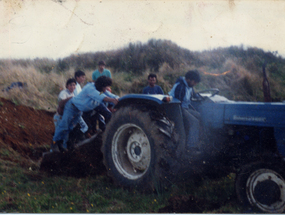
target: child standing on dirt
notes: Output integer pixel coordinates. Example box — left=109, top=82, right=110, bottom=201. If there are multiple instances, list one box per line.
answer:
left=51, top=76, right=119, bottom=153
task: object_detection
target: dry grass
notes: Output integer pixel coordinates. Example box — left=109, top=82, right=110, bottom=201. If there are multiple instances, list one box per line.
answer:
left=0, top=57, right=284, bottom=112
left=0, top=61, right=95, bottom=111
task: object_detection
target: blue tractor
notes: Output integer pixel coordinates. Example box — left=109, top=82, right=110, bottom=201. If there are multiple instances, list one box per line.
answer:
left=101, top=90, right=285, bottom=213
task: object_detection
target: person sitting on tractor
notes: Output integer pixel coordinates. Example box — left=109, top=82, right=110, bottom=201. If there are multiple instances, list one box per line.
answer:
left=169, top=70, right=202, bottom=155
left=51, top=76, right=119, bottom=153
left=142, top=73, right=164, bottom=95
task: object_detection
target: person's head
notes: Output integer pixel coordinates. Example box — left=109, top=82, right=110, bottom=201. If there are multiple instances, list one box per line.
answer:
left=95, top=76, right=112, bottom=92
left=74, top=70, right=86, bottom=84
left=147, top=73, right=157, bottom=87
left=106, top=86, right=112, bottom=93
left=185, top=70, right=201, bottom=87
left=98, top=60, right=106, bottom=72
left=66, top=78, right=76, bottom=93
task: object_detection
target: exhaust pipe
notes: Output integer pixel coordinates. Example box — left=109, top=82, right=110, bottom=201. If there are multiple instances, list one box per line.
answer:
left=262, top=62, right=272, bottom=102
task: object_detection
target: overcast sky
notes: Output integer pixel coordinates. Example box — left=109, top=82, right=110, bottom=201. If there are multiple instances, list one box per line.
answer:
left=1, top=0, right=285, bottom=59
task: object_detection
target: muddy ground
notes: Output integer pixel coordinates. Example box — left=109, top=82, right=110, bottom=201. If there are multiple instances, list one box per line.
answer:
left=0, top=97, right=234, bottom=213
left=0, top=97, right=55, bottom=165
left=0, top=97, right=105, bottom=176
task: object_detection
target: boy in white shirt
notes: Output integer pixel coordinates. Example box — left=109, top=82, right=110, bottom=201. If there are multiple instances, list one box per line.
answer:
left=74, top=70, right=86, bottom=96
left=53, top=78, right=76, bottom=127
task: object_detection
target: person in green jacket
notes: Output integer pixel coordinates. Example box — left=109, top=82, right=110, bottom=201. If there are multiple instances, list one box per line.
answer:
left=92, top=60, right=112, bottom=81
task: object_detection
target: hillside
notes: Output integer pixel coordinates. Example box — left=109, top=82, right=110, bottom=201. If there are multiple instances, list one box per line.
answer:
left=1, top=40, right=285, bottom=112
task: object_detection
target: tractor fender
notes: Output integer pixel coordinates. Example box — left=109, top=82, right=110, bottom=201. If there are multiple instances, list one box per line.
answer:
left=114, top=94, right=186, bottom=154
left=115, top=94, right=180, bottom=109
left=116, top=94, right=177, bottom=139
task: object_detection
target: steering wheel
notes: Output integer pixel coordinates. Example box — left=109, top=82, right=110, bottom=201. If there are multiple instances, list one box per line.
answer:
left=191, top=88, right=219, bottom=101
left=198, top=88, right=219, bottom=97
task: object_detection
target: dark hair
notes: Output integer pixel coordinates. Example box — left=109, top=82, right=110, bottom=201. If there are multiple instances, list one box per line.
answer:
left=66, top=78, right=76, bottom=88
left=98, top=60, right=106, bottom=66
left=74, top=70, right=85, bottom=78
left=148, top=73, right=157, bottom=80
left=185, top=70, right=201, bottom=83
left=95, top=76, right=112, bottom=92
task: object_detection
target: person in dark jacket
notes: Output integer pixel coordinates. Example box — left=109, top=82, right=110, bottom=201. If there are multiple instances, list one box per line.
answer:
left=168, top=70, right=201, bottom=155
left=142, top=73, right=164, bottom=95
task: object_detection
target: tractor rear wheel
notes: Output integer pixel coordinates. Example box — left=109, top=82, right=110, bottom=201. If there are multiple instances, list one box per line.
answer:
left=102, top=107, right=176, bottom=192
left=235, top=162, right=285, bottom=213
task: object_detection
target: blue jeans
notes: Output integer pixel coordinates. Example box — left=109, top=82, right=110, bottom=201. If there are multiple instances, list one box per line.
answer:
left=83, top=103, right=112, bottom=132
left=53, top=112, right=87, bottom=148
left=94, top=103, right=112, bottom=131
left=53, top=113, right=61, bottom=128
left=182, top=108, right=200, bottom=149
left=54, top=112, right=87, bottom=133
left=78, top=115, right=88, bottom=133
left=53, top=100, right=82, bottom=145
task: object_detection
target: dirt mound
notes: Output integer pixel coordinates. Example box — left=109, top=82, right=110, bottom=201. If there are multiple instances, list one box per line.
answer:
left=0, top=97, right=54, bottom=164
left=0, top=97, right=106, bottom=177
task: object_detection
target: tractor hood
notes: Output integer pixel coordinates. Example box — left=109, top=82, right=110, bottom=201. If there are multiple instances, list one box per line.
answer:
left=192, top=94, right=285, bottom=128
left=117, top=94, right=180, bottom=108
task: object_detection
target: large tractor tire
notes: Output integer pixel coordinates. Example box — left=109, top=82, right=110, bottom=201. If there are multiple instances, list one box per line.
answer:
left=101, top=107, right=177, bottom=192
left=235, top=162, right=285, bottom=213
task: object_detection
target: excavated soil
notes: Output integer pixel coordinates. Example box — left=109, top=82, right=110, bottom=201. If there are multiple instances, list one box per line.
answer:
left=0, top=97, right=55, bottom=164
left=0, top=97, right=105, bottom=176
